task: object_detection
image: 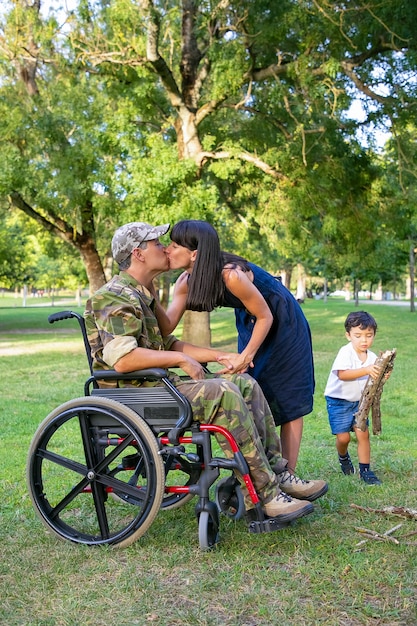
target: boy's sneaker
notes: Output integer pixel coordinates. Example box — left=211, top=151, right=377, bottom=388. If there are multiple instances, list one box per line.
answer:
left=360, top=470, right=382, bottom=485
left=263, top=490, right=314, bottom=522
left=339, top=454, right=355, bottom=475
left=277, top=470, right=328, bottom=501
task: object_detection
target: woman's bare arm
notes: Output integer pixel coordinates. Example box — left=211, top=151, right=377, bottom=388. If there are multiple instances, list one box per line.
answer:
left=153, top=272, right=189, bottom=335
left=217, top=267, right=273, bottom=373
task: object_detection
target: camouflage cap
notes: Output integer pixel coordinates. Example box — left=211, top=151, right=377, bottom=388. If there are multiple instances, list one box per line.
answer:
left=112, top=222, right=170, bottom=263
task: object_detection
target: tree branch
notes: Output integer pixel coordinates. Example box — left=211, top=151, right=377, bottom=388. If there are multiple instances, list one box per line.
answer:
left=196, top=150, right=288, bottom=180
left=141, top=0, right=183, bottom=108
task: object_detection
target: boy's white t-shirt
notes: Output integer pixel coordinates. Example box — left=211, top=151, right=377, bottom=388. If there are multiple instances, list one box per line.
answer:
left=324, top=342, right=377, bottom=402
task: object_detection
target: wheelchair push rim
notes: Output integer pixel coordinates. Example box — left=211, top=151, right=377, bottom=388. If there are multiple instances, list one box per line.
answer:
left=27, top=397, right=165, bottom=548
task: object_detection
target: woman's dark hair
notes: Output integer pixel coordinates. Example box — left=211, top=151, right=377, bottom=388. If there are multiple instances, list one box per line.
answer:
left=222, top=251, right=250, bottom=272
left=170, top=220, right=249, bottom=311
left=344, top=311, right=378, bottom=334
left=170, top=220, right=224, bottom=311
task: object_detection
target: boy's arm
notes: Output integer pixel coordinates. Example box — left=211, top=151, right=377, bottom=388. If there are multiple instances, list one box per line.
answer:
left=338, top=364, right=381, bottom=381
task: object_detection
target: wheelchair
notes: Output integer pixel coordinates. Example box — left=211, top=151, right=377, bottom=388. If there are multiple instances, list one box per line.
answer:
left=27, top=311, right=287, bottom=550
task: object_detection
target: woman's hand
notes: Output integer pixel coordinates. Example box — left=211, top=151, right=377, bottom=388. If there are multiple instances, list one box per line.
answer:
left=216, top=352, right=254, bottom=374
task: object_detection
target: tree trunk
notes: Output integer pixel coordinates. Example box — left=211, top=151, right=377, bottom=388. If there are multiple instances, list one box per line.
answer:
left=181, top=310, right=211, bottom=346
left=354, top=278, right=359, bottom=306
left=79, top=238, right=107, bottom=294
left=355, top=349, right=396, bottom=434
left=409, top=241, right=415, bottom=313
left=281, top=268, right=292, bottom=290
left=160, top=272, right=171, bottom=309
left=9, top=191, right=107, bottom=294
left=153, top=272, right=172, bottom=309
left=295, top=263, right=306, bottom=301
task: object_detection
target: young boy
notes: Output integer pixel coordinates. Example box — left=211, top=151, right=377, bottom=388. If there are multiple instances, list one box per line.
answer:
left=324, top=311, right=382, bottom=485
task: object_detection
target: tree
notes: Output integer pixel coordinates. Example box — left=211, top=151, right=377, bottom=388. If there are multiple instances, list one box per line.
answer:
left=0, top=1, right=124, bottom=292
left=64, top=0, right=417, bottom=279
left=1, top=0, right=417, bottom=334
left=0, top=211, right=32, bottom=287
left=377, top=125, right=417, bottom=312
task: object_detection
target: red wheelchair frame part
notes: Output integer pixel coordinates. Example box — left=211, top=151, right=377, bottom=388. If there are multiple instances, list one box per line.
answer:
left=160, top=423, right=260, bottom=506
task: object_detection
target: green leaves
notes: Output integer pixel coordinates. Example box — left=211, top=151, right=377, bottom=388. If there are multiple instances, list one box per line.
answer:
left=0, top=0, right=416, bottom=294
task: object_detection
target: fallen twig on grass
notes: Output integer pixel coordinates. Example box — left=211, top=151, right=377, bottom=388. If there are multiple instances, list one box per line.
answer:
left=352, top=504, right=417, bottom=550
left=350, top=503, right=417, bottom=520
left=354, top=524, right=402, bottom=548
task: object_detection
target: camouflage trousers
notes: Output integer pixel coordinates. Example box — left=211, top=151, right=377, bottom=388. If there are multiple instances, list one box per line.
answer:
left=176, top=373, right=287, bottom=508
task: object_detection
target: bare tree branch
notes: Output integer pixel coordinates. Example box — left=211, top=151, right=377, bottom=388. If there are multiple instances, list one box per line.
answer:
left=196, top=150, right=288, bottom=180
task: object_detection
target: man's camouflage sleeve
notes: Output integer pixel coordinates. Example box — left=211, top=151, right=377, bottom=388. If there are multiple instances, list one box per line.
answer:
left=84, top=273, right=177, bottom=374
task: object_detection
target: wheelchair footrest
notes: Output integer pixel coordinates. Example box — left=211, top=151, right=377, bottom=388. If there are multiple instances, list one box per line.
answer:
left=247, top=517, right=291, bottom=533
left=245, top=507, right=291, bottom=533
left=248, top=517, right=291, bottom=533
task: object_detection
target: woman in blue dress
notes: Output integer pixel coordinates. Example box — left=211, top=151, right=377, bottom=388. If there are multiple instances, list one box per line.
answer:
left=156, top=220, right=315, bottom=476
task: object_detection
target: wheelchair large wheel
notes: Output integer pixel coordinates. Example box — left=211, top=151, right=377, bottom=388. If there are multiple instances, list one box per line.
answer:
left=27, top=397, right=165, bottom=548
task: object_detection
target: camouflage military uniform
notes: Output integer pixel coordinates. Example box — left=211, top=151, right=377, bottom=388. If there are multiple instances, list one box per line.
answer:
left=85, top=271, right=286, bottom=508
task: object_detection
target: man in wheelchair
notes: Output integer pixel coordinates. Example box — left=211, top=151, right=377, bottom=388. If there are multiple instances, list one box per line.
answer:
left=84, top=221, right=328, bottom=525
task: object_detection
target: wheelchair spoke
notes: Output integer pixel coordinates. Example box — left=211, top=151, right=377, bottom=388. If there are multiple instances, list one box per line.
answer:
left=35, top=447, right=87, bottom=476
left=90, top=479, right=111, bottom=540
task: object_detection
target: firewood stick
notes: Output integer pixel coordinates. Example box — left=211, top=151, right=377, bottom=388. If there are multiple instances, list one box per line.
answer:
left=355, top=349, right=396, bottom=432
left=371, top=385, right=383, bottom=435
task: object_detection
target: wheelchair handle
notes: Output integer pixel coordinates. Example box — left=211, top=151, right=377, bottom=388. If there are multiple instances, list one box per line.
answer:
left=48, top=310, right=83, bottom=324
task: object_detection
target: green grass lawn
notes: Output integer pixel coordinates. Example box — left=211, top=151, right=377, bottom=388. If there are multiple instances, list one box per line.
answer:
left=0, top=300, right=416, bottom=625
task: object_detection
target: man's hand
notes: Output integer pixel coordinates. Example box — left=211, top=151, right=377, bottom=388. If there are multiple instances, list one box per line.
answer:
left=178, top=355, right=207, bottom=380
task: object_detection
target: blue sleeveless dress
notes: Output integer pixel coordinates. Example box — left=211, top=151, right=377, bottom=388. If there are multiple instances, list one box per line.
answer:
left=221, top=263, right=315, bottom=426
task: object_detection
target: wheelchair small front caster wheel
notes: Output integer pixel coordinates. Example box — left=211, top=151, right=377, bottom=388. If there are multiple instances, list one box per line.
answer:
left=198, top=507, right=220, bottom=550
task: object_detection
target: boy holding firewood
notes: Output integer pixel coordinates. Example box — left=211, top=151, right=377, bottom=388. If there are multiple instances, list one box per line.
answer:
left=324, top=311, right=383, bottom=485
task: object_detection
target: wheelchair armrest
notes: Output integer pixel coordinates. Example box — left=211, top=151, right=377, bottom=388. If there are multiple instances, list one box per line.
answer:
left=92, top=368, right=169, bottom=381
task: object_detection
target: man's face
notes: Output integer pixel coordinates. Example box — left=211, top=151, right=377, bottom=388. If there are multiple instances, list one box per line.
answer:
left=141, top=238, right=169, bottom=271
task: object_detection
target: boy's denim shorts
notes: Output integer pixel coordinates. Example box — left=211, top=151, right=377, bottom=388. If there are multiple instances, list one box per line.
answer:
left=325, top=396, right=361, bottom=435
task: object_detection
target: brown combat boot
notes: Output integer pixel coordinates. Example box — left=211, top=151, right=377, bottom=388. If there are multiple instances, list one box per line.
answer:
left=263, top=490, right=314, bottom=522
left=278, top=470, right=328, bottom=501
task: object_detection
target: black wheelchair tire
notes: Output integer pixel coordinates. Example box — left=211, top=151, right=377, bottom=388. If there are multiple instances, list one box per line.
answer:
left=27, top=396, right=165, bottom=548
left=198, top=508, right=220, bottom=551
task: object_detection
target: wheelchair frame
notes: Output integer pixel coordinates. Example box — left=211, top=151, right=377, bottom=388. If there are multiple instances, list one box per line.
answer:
left=27, top=311, right=286, bottom=550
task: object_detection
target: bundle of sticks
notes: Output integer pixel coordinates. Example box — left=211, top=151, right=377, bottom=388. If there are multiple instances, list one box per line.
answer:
left=355, top=348, right=396, bottom=435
